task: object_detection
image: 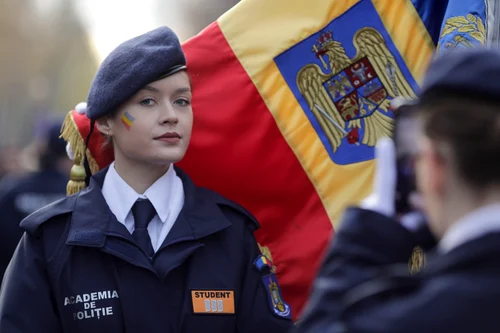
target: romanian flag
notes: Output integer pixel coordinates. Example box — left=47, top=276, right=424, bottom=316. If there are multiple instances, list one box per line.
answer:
left=121, top=111, right=135, bottom=131
left=178, top=0, right=493, bottom=320
left=254, top=254, right=273, bottom=272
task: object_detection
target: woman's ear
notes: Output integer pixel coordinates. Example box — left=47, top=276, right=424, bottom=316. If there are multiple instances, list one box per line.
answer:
left=95, top=117, right=113, bottom=136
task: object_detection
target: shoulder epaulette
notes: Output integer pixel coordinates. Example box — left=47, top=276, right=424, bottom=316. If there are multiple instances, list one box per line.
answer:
left=20, top=195, right=77, bottom=236
left=199, top=187, right=260, bottom=231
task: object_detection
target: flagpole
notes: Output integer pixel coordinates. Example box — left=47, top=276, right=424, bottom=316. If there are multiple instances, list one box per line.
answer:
left=486, top=0, right=500, bottom=48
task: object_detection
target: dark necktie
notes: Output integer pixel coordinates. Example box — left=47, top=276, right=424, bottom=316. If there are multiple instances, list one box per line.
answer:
left=131, top=199, right=156, bottom=258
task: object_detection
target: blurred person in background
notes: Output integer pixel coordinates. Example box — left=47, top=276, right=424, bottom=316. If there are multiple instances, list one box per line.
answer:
left=0, top=120, right=70, bottom=283
left=0, top=145, right=23, bottom=182
left=293, top=48, right=500, bottom=333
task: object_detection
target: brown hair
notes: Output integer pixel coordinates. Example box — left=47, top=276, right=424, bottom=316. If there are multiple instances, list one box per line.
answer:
left=421, top=96, right=500, bottom=188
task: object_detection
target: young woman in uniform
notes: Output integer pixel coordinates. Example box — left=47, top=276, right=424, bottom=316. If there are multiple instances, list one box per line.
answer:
left=0, top=26, right=293, bottom=333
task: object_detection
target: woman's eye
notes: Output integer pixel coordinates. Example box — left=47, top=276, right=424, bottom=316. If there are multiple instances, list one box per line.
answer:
left=140, top=98, right=155, bottom=106
left=174, top=98, right=191, bottom=106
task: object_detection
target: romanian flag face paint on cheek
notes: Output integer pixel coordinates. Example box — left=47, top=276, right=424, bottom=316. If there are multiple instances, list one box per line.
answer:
left=121, top=112, right=135, bottom=130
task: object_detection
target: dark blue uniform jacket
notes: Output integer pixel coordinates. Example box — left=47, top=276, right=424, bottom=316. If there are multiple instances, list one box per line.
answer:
left=0, top=170, right=67, bottom=282
left=0, top=167, right=292, bottom=333
left=294, top=208, right=500, bottom=333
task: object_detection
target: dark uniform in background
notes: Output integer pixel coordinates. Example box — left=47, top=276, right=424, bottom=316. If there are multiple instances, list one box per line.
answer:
left=0, top=121, right=69, bottom=282
left=293, top=49, right=500, bottom=333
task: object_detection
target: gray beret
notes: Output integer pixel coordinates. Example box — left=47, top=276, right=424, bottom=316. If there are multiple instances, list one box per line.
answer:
left=86, top=26, right=187, bottom=120
left=419, top=48, right=500, bottom=104
left=391, top=48, right=500, bottom=110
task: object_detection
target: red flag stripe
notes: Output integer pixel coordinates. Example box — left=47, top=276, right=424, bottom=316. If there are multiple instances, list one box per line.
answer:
left=180, top=22, right=333, bottom=317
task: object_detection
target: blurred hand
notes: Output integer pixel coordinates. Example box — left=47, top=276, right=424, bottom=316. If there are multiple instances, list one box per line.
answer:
left=400, top=192, right=427, bottom=231
left=360, top=137, right=397, bottom=217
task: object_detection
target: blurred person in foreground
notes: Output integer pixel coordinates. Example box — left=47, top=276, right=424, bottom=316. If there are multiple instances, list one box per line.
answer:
left=293, top=48, right=500, bottom=333
left=0, top=120, right=70, bottom=283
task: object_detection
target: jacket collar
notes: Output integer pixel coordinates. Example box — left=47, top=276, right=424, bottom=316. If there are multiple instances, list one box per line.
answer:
left=66, top=166, right=232, bottom=248
left=426, top=232, right=500, bottom=275
left=65, top=167, right=113, bottom=248
left=439, top=204, right=500, bottom=253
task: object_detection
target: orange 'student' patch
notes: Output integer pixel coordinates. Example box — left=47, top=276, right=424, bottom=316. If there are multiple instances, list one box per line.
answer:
left=191, top=290, right=235, bottom=314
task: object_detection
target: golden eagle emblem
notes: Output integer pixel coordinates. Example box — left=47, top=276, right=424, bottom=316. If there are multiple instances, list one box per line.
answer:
left=438, top=14, right=486, bottom=51
left=269, top=279, right=286, bottom=312
left=297, top=28, right=417, bottom=155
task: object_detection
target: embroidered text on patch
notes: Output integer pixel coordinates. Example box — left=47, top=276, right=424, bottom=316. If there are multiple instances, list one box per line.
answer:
left=191, top=290, right=235, bottom=314
left=63, top=289, right=119, bottom=321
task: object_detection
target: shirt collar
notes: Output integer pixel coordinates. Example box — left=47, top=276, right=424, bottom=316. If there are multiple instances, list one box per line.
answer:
left=439, top=204, right=500, bottom=253
left=143, top=165, right=176, bottom=222
left=101, top=162, right=175, bottom=223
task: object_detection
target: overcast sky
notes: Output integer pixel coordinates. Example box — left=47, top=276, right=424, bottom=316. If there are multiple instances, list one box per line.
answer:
left=75, top=0, right=166, bottom=62
left=33, top=0, right=237, bottom=63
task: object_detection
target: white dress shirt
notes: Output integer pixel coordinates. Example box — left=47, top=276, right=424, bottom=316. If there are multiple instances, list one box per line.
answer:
left=439, top=204, right=500, bottom=253
left=101, top=162, right=184, bottom=252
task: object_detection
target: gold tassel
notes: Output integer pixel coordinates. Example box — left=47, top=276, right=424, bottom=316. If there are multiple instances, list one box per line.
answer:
left=66, top=155, right=87, bottom=195
left=60, top=111, right=100, bottom=195
left=60, top=111, right=100, bottom=174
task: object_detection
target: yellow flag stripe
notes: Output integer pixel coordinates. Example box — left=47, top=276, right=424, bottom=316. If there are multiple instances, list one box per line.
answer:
left=218, top=0, right=433, bottom=227
left=373, top=0, right=435, bottom=82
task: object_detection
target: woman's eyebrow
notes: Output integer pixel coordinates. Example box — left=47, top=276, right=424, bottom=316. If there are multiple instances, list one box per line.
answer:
left=174, top=87, right=191, bottom=94
left=141, top=86, right=191, bottom=93
left=142, top=85, right=160, bottom=92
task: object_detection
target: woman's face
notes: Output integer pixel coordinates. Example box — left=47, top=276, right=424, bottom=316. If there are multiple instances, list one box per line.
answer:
left=97, top=71, right=193, bottom=166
